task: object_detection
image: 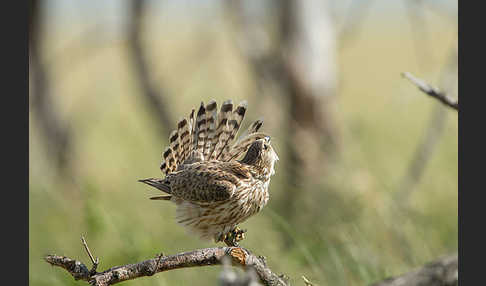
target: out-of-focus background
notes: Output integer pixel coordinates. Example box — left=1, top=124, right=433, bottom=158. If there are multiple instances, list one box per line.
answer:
left=29, top=0, right=458, bottom=285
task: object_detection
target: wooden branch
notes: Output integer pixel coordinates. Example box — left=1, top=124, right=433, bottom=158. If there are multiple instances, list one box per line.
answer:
left=396, top=47, right=457, bottom=201
left=45, top=247, right=289, bottom=286
left=370, top=254, right=458, bottom=286
left=402, top=72, right=458, bottom=111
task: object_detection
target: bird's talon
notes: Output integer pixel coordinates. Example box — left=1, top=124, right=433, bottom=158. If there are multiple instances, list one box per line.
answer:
left=222, top=227, right=247, bottom=246
left=233, top=227, right=247, bottom=242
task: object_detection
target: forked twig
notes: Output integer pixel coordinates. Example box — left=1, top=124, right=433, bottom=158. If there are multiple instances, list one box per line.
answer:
left=81, top=236, right=99, bottom=275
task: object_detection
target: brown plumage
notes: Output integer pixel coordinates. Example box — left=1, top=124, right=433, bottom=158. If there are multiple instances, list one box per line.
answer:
left=140, top=99, right=278, bottom=246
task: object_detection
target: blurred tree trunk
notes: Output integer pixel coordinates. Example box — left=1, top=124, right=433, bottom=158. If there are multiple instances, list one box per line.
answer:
left=278, top=0, right=339, bottom=226
left=127, top=0, right=174, bottom=135
left=227, top=0, right=339, bottom=243
left=279, top=0, right=338, bottom=146
left=29, top=0, right=72, bottom=173
left=227, top=0, right=339, bottom=148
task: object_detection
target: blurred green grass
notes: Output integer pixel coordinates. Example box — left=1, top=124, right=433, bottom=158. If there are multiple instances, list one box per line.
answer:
left=30, top=15, right=457, bottom=286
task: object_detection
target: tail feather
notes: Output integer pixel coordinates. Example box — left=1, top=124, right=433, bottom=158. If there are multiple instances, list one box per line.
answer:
left=160, top=146, right=177, bottom=174
left=204, top=100, right=218, bottom=160
left=139, top=178, right=171, bottom=193
left=212, top=100, right=233, bottom=160
left=160, top=162, right=167, bottom=174
left=193, top=103, right=207, bottom=154
left=189, top=108, right=196, bottom=151
left=223, top=132, right=269, bottom=161
left=230, top=101, right=248, bottom=141
left=158, top=99, right=266, bottom=174
left=237, top=119, right=264, bottom=144
left=221, top=119, right=264, bottom=162
left=177, top=118, right=191, bottom=165
left=168, top=130, right=182, bottom=166
left=150, top=195, right=172, bottom=200
left=221, top=100, right=247, bottom=159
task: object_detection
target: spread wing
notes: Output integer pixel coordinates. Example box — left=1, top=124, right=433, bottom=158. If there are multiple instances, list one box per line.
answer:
left=167, top=161, right=250, bottom=203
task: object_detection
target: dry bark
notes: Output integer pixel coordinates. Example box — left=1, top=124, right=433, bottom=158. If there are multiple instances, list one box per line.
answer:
left=45, top=247, right=289, bottom=286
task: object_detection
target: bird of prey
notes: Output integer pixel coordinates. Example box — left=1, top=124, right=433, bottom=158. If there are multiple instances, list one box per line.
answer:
left=140, top=99, right=278, bottom=246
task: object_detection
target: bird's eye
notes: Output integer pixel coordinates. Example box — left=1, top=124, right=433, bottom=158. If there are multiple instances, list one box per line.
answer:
left=264, top=144, right=268, bottom=150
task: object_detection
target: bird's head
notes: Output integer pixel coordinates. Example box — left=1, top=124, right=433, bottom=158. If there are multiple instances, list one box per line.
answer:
left=240, top=136, right=279, bottom=178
